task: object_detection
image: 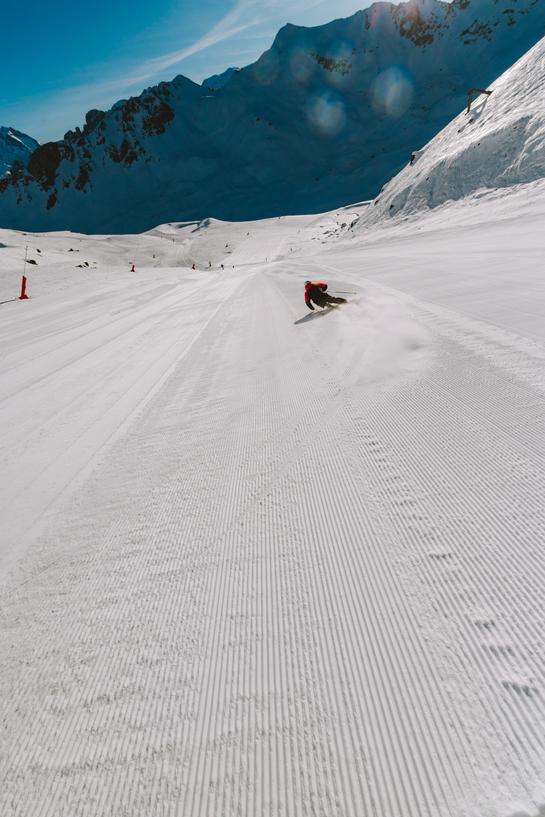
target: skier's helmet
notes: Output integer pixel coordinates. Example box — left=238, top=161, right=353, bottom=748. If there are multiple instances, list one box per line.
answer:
left=305, top=280, right=311, bottom=285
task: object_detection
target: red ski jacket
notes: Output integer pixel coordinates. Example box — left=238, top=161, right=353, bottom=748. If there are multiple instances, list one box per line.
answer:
left=305, top=281, right=328, bottom=308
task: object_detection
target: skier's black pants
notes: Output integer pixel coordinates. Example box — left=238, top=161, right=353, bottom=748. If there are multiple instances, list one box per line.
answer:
left=312, top=293, right=344, bottom=308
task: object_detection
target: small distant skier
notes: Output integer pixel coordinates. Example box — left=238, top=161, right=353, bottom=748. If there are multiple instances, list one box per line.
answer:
left=208, top=260, right=212, bottom=268
left=221, top=263, right=224, bottom=270
left=192, top=263, right=196, bottom=270
left=304, top=280, right=346, bottom=311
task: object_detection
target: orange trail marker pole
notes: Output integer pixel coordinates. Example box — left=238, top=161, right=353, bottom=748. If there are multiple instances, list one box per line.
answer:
left=19, top=245, right=29, bottom=299
left=19, top=275, right=29, bottom=300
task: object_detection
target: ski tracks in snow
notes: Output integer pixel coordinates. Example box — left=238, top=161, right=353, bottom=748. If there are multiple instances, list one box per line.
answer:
left=289, top=260, right=545, bottom=813
left=0, top=271, right=246, bottom=579
left=2, top=267, right=545, bottom=816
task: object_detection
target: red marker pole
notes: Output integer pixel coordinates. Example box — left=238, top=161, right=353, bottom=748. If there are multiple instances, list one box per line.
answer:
left=19, top=275, right=29, bottom=300
left=19, top=245, right=29, bottom=299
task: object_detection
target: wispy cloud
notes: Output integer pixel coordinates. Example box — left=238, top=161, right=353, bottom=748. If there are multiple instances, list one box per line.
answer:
left=112, top=1, right=263, bottom=91
left=119, top=0, right=341, bottom=86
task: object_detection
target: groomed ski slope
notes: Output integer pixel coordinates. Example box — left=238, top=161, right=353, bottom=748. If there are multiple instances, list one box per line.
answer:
left=2, top=192, right=545, bottom=817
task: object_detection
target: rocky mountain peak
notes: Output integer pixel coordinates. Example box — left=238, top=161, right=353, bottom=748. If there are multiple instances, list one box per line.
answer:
left=1, top=0, right=544, bottom=233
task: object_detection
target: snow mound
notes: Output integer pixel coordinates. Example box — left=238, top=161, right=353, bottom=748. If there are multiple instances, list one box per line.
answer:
left=357, top=36, right=545, bottom=228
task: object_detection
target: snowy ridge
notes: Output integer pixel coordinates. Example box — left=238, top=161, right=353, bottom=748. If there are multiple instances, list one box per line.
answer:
left=357, top=34, right=545, bottom=227
left=202, top=67, right=239, bottom=91
left=0, top=126, right=39, bottom=177
left=1, top=0, right=545, bottom=232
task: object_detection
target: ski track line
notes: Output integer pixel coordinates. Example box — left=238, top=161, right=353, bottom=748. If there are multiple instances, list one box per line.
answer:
left=153, top=272, right=464, bottom=808
left=351, top=394, right=543, bottom=786
left=0, top=278, right=172, bottom=352
left=296, top=256, right=545, bottom=465
left=275, top=266, right=545, bottom=808
left=2, top=302, right=246, bottom=792
left=247, top=286, right=376, bottom=816
left=298, top=262, right=545, bottom=797
left=171, top=288, right=339, bottom=817
left=3, top=287, right=170, bottom=373
left=294, top=336, right=468, bottom=808
left=321, top=258, right=545, bottom=395
left=394, top=379, right=545, bottom=665
left=191, top=270, right=516, bottom=812
left=427, top=353, right=545, bottom=464
left=0, top=285, right=221, bottom=465
left=0, top=273, right=249, bottom=585
left=0, top=277, right=210, bottom=405
left=273, top=276, right=473, bottom=813
left=1, top=266, right=215, bottom=353
left=377, top=387, right=545, bottom=789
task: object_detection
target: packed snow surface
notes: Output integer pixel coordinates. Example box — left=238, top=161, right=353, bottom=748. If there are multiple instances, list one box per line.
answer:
left=2, top=181, right=545, bottom=816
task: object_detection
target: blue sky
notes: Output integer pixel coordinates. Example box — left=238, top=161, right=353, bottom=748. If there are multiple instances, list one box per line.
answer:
left=1, top=0, right=375, bottom=142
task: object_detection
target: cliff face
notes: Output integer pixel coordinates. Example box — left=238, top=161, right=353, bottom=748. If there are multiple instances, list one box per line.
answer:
left=1, top=0, right=544, bottom=233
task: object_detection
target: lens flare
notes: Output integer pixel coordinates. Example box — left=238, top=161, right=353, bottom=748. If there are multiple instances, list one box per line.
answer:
left=307, top=90, right=346, bottom=137
left=370, top=66, right=414, bottom=119
left=367, top=4, right=384, bottom=29
left=290, top=48, right=315, bottom=85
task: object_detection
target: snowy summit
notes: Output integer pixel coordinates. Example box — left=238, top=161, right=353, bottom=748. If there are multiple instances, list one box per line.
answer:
left=0, top=126, right=39, bottom=177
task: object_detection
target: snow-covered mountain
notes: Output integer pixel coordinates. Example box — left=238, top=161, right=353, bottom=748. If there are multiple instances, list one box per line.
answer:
left=357, top=32, right=545, bottom=229
left=1, top=0, right=545, bottom=233
left=0, top=127, right=39, bottom=177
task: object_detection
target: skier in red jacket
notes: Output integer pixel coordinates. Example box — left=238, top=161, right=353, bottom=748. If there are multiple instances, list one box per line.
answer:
left=304, top=280, right=346, bottom=311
